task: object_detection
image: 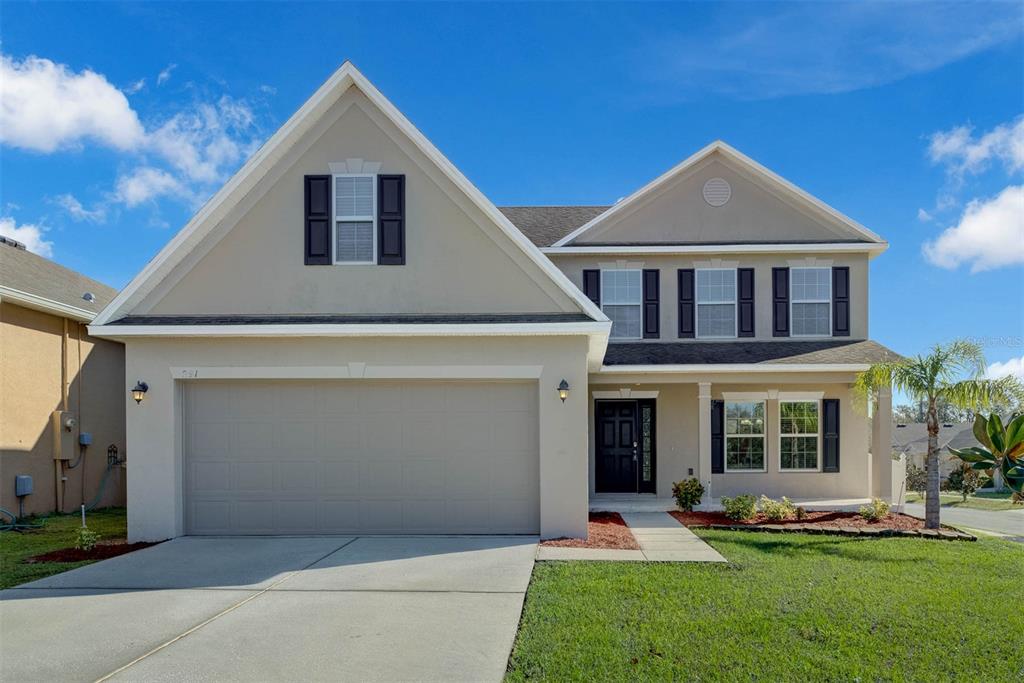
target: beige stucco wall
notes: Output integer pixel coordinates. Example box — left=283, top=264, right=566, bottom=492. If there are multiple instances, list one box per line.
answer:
left=140, top=87, right=580, bottom=317
left=553, top=252, right=869, bottom=341
left=0, top=302, right=125, bottom=515
left=122, top=334, right=589, bottom=542
left=574, top=154, right=867, bottom=244
left=588, top=378, right=871, bottom=501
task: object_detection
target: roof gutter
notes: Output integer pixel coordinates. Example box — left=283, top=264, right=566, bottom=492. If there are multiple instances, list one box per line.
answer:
left=0, top=285, right=97, bottom=322
left=598, top=363, right=870, bottom=374
left=543, top=243, right=888, bottom=257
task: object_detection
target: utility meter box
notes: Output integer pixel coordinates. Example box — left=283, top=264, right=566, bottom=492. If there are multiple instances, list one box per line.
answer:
left=51, top=410, right=77, bottom=461
left=15, top=475, right=33, bottom=497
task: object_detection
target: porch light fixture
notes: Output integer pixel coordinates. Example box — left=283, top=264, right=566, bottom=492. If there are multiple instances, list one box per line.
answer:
left=557, top=379, right=570, bottom=402
left=131, top=381, right=149, bottom=404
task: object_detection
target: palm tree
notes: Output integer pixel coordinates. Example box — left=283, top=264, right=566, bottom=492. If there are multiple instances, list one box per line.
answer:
left=855, top=340, right=1023, bottom=529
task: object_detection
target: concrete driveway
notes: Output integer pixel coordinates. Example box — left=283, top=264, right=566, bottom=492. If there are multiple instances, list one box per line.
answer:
left=1, top=535, right=537, bottom=682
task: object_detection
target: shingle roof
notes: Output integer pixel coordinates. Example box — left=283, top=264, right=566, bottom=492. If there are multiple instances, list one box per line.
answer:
left=892, top=422, right=977, bottom=455
left=498, top=206, right=610, bottom=247
left=109, top=313, right=595, bottom=326
left=0, top=240, right=117, bottom=320
left=603, top=340, right=901, bottom=366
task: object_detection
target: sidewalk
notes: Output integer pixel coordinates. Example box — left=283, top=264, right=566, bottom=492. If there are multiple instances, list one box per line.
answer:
left=902, top=503, right=1024, bottom=540
left=536, top=512, right=727, bottom=562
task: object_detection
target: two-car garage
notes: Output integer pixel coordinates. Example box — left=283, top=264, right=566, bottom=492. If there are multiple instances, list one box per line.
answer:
left=183, top=380, right=540, bottom=535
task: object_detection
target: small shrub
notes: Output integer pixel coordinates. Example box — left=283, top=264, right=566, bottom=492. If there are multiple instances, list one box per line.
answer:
left=759, top=495, right=795, bottom=521
left=943, top=466, right=981, bottom=502
left=671, top=478, right=705, bottom=512
left=795, top=506, right=808, bottom=520
left=721, top=494, right=757, bottom=521
left=859, top=498, right=890, bottom=522
left=905, top=464, right=927, bottom=498
left=74, top=526, right=100, bottom=551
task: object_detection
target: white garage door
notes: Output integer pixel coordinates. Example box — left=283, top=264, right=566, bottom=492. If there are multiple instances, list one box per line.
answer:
left=184, top=380, right=539, bottom=535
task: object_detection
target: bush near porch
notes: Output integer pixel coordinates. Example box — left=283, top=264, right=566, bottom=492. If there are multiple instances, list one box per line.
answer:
left=506, top=532, right=1024, bottom=681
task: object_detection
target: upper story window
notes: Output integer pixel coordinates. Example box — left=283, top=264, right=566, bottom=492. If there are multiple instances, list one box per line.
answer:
left=601, top=269, right=642, bottom=339
left=779, top=400, right=820, bottom=471
left=725, top=400, right=766, bottom=471
left=791, top=267, right=831, bottom=336
left=696, top=268, right=737, bottom=338
left=334, top=174, right=376, bottom=264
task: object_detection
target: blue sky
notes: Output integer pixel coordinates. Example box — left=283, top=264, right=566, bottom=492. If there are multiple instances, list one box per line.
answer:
left=2, top=2, right=1023, bottom=390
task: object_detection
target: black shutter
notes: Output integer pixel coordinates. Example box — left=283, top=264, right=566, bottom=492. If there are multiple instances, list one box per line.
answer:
left=832, top=267, right=850, bottom=336
left=642, top=269, right=660, bottom=339
left=711, top=399, right=725, bottom=474
left=738, top=268, right=755, bottom=337
left=582, top=270, right=601, bottom=307
left=823, top=398, right=840, bottom=472
left=304, top=175, right=331, bottom=265
left=772, top=267, right=789, bottom=337
left=678, top=269, right=695, bottom=338
left=377, top=174, right=405, bottom=265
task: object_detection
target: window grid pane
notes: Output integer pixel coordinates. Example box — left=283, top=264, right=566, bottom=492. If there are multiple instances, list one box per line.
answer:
left=791, top=268, right=831, bottom=301
left=781, top=436, right=818, bottom=470
left=725, top=401, right=765, bottom=435
left=696, top=269, right=736, bottom=303
left=697, top=303, right=735, bottom=337
left=792, top=302, right=830, bottom=336
left=335, top=176, right=374, bottom=218
left=781, top=401, right=819, bottom=470
left=606, top=304, right=642, bottom=339
left=602, top=270, right=642, bottom=305
left=336, top=221, right=374, bottom=262
left=726, top=436, right=765, bottom=470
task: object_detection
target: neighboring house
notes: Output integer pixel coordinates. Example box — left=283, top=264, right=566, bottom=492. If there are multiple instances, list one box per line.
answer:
left=88, top=64, right=900, bottom=542
left=1, top=237, right=126, bottom=516
left=893, top=421, right=978, bottom=481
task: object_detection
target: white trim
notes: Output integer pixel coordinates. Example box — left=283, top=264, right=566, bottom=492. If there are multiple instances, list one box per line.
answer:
left=778, top=399, right=822, bottom=472
left=600, top=268, right=643, bottom=340
left=790, top=266, right=832, bottom=338
left=591, top=389, right=659, bottom=399
left=0, top=285, right=98, bottom=322
left=170, top=364, right=543, bottom=380
left=89, top=321, right=610, bottom=339
left=598, top=363, right=869, bottom=374
left=92, top=62, right=607, bottom=327
left=721, top=391, right=769, bottom=400
left=695, top=267, right=737, bottom=339
left=332, top=172, right=377, bottom=265
left=778, top=391, right=825, bottom=401
left=551, top=140, right=885, bottom=247
left=543, top=243, right=887, bottom=256
left=723, top=399, right=768, bottom=473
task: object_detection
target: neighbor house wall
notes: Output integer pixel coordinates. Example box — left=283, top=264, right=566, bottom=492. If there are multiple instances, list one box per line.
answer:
left=122, top=334, right=589, bottom=542
left=0, top=301, right=125, bottom=515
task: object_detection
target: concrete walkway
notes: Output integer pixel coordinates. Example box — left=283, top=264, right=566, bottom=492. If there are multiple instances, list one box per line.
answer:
left=903, top=503, right=1024, bottom=540
left=621, top=512, right=727, bottom=562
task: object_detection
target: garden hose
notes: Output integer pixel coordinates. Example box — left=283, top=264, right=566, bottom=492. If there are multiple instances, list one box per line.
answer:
left=0, top=507, right=46, bottom=532
left=85, top=450, right=124, bottom=512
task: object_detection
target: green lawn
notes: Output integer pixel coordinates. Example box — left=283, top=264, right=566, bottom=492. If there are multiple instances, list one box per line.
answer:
left=905, top=491, right=1021, bottom=511
left=507, top=531, right=1024, bottom=682
left=0, top=507, right=127, bottom=589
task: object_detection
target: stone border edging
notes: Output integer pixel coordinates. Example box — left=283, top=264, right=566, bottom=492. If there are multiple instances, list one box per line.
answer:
left=687, top=522, right=977, bottom=541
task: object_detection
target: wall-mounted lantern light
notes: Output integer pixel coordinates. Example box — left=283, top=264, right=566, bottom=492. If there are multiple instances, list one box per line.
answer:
left=557, top=379, right=570, bottom=402
left=131, top=381, right=149, bottom=404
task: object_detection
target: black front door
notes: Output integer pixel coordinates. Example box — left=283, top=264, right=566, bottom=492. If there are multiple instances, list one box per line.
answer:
left=596, top=401, right=638, bottom=492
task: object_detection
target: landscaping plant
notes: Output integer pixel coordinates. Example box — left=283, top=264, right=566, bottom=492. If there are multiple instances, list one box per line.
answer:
left=74, top=526, right=100, bottom=551
left=905, top=463, right=928, bottom=499
left=671, top=478, right=705, bottom=512
left=943, top=464, right=980, bottom=502
left=859, top=498, right=890, bottom=522
left=948, top=413, right=1024, bottom=502
left=794, top=506, right=808, bottom=520
left=721, top=494, right=757, bottom=521
left=758, top=495, right=795, bottom=521
left=855, top=340, right=1023, bottom=528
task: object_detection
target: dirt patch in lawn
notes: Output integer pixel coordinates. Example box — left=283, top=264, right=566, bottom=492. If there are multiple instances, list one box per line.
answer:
left=670, top=510, right=925, bottom=531
left=25, top=540, right=159, bottom=564
left=541, top=512, right=640, bottom=550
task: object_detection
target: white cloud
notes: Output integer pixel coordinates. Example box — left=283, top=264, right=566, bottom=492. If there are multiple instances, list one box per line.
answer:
left=929, top=116, right=1024, bottom=178
left=114, top=167, right=191, bottom=207
left=0, top=54, right=145, bottom=152
left=922, top=185, right=1024, bottom=272
left=987, top=356, right=1024, bottom=382
left=55, top=194, right=107, bottom=223
left=156, top=63, right=177, bottom=86
left=125, top=78, right=146, bottom=94
left=0, top=216, right=53, bottom=257
left=259, top=84, right=277, bottom=95
left=917, top=208, right=932, bottom=222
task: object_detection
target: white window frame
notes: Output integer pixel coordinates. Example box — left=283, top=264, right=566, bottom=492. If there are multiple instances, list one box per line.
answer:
left=332, top=173, right=377, bottom=265
left=600, top=268, right=643, bottom=340
left=789, top=267, right=831, bottom=337
left=724, top=399, right=767, bottom=473
left=695, top=268, right=738, bottom=339
left=778, top=399, right=822, bottom=472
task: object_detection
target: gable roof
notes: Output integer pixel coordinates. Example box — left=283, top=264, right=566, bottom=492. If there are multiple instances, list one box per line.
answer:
left=551, top=140, right=886, bottom=248
left=892, top=422, right=977, bottom=456
left=92, top=63, right=607, bottom=327
left=499, top=206, right=610, bottom=247
left=0, top=239, right=117, bottom=321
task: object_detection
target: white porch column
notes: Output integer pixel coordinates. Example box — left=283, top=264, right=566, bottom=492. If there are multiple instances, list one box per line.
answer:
left=698, top=381, right=713, bottom=505
left=871, top=385, right=898, bottom=504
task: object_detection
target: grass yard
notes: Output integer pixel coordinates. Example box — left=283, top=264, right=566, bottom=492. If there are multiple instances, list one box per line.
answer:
left=905, top=491, right=1021, bottom=511
left=0, top=507, right=127, bottom=589
left=506, top=531, right=1024, bottom=682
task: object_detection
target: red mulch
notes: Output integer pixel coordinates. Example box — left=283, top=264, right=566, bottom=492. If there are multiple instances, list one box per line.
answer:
left=541, top=511, right=641, bottom=550
left=670, top=509, right=925, bottom=531
left=25, top=540, right=159, bottom=564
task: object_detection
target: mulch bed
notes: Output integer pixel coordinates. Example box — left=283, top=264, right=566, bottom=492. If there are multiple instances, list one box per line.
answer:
left=670, top=510, right=976, bottom=541
left=25, top=540, right=159, bottom=564
left=541, top=511, right=641, bottom=550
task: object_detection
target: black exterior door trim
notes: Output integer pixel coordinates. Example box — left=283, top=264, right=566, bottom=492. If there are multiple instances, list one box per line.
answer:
left=594, top=399, right=657, bottom=494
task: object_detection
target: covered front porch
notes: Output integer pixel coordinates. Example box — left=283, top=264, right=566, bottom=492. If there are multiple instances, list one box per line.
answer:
left=589, top=492, right=879, bottom=513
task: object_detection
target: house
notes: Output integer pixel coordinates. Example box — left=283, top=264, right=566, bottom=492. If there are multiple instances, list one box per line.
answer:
left=893, top=421, right=977, bottom=481
left=88, top=64, right=901, bottom=542
left=1, top=237, right=126, bottom=516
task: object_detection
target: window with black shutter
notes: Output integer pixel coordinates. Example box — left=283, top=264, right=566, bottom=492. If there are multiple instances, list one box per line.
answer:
left=304, top=175, right=331, bottom=265
left=642, top=269, right=660, bottom=338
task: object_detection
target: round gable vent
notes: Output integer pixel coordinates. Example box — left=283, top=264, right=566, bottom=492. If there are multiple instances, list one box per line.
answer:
left=702, top=177, right=732, bottom=207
